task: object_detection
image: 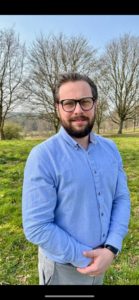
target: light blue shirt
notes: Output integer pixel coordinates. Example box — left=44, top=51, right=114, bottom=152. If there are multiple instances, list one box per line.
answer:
left=22, top=127, right=130, bottom=267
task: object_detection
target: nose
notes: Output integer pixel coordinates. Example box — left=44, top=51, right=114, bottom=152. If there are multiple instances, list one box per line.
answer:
left=74, top=101, right=83, bottom=113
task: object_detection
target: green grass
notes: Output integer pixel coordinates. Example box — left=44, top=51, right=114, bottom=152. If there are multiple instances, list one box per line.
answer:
left=104, top=137, right=139, bottom=285
left=0, top=137, right=139, bottom=285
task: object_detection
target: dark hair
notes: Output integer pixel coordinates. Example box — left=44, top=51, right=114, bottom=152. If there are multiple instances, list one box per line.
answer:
left=54, top=72, right=98, bottom=103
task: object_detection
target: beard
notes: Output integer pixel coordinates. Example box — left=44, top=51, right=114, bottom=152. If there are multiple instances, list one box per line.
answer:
left=60, top=115, right=96, bottom=138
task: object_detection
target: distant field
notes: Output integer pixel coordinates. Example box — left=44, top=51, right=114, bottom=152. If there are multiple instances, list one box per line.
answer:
left=0, top=137, right=139, bottom=285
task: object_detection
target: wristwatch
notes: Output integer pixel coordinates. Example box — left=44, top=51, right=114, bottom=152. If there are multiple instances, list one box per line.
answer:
left=104, top=244, right=119, bottom=257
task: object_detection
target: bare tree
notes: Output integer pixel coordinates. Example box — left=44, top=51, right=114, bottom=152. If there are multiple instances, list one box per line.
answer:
left=95, top=97, right=108, bottom=134
left=100, top=34, right=139, bottom=134
left=26, top=33, right=98, bottom=133
left=132, top=102, right=139, bottom=131
left=0, top=28, right=27, bottom=139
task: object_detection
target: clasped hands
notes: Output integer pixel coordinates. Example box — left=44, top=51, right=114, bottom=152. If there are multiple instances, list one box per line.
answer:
left=77, top=247, right=115, bottom=277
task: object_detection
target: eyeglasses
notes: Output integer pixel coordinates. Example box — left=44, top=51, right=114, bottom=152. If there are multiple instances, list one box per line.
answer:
left=58, top=97, right=96, bottom=112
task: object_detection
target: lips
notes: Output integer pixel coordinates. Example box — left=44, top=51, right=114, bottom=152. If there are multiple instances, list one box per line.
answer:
left=73, top=120, right=87, bottom=123
left=70, top=117, right=88, bottom=122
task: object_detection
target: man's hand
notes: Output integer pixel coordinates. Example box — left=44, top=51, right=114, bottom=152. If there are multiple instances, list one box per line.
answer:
left=77, top=247, right=115, bottom=276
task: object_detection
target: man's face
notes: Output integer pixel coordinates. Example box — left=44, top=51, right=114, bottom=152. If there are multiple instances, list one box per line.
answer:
left=56, top=80, right=97, bottom=138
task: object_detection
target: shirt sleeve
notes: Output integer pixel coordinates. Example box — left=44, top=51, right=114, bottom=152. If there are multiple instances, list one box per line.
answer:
left=105, top=142, right=131, bottom=250
left=22, top=145, right=92, bottom=268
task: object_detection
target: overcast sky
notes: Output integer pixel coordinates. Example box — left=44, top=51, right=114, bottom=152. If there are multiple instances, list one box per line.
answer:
left=0, top=15, right=139, bottom=54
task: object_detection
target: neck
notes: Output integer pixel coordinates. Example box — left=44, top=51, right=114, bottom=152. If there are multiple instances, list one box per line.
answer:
left=74, top=135, right=89, bottom=149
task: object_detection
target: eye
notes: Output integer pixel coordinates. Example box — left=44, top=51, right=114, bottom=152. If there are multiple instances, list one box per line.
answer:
left=81, top=98, right=92, bottom=106
left=63, top=100, right=74, bottom=107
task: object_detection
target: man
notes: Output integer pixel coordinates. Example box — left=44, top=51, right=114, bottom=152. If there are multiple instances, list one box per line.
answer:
left=22, top=72, right=130, bottom=285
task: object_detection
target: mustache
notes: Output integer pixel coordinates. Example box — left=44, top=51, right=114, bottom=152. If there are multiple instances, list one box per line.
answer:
left=70, top=116, right=89, bottom=121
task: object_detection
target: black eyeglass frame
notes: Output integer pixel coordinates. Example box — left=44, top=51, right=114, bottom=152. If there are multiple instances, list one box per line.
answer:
left=57, top=97, right=96, bottom=112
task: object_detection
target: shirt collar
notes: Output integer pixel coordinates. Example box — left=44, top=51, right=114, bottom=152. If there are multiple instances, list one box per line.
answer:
left=89, top=131, right=97, bottom=145
left=58, top=126, right=97, bottom=148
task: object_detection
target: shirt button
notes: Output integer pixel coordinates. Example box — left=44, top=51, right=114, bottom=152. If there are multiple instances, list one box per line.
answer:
left=98, top=192, right=101, bottom=196
left=101, top=212, right=104, bottom=216
left=103, top=233, right=105, bottom=237
left=94, top=170, right=97, bottom=174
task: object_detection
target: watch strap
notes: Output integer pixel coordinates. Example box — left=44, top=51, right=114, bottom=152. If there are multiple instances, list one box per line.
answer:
left=104, top=244, right=119, bottom=256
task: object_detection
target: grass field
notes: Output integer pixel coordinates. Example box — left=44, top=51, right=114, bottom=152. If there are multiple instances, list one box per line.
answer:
left=0, top=136, right=139, bottom=285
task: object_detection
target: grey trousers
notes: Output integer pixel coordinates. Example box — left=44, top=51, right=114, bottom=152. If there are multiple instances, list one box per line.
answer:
left=38, top=248, right=104, bottom=285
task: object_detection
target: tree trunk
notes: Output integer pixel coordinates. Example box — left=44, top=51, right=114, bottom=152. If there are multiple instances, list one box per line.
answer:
left=54, top=124, right=59, bottom=133
left=54, top=118, right=60, bottom=133
left=133, top=118, right=136, bottom=132
left=97, top=124, right=100, bottom=134
left=117, top=120, right=124, bottom=134
left=0, top=126, right=5, bottom=140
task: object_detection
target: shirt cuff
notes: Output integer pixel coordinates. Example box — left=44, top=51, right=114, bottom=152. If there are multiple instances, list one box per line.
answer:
left=71, top=244, right=93, bottom=268
left=105, top=233, right=123, bottom=251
